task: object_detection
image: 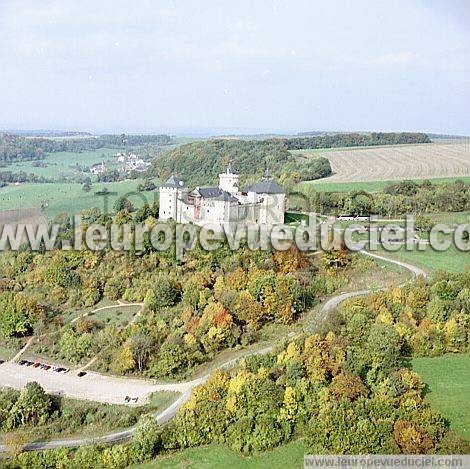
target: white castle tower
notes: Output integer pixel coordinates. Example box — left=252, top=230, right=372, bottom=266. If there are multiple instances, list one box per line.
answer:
left=158, top=174, right=187, bottom=221
left=218, top=163, right=239, bottom=195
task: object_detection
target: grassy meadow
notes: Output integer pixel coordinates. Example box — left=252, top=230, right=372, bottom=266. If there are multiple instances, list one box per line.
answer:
left=86, top=304, right=142, bottom=327
left=0, top=147, right=160, bottom=219
left=4, top=148, right=120, bottom=180
left=412, top=353, right=470, bottom=439
left=0, top=180, right=158, bottom=219
left=373, top=244, right=467, bottom=274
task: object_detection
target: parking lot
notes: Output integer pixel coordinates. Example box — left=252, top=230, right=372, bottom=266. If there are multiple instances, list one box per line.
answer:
left=0, top=361, right=159, bottom=406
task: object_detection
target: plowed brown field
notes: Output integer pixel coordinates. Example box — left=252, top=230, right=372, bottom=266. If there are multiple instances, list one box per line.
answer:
left=313, top=143, right=470, bottom=182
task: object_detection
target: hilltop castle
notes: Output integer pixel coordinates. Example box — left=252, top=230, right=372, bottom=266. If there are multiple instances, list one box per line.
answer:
left=159, top=165, right=286, bottom=231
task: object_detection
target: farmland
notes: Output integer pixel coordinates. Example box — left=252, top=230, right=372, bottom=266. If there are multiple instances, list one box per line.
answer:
left=299, top=143, right=470, bottom=183
left=3, top=148, right=119, bottom=180
left=0, top=207, right=47, bottom=244
left=0, top=207, right=46, bottom=228
left=0, top=180, right=158, bottom=219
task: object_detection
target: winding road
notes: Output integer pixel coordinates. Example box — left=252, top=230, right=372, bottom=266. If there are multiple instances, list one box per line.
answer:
left=0, top=251, right=426, bottom=452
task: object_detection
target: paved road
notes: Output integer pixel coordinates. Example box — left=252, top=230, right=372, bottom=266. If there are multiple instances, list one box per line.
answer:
left=0, top=251, right=425, bottom=452
left=319, top=251, right=427, bottom=322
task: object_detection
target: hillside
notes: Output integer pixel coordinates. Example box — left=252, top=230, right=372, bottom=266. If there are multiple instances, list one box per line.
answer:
left=150, top=139, right=331, bottom=186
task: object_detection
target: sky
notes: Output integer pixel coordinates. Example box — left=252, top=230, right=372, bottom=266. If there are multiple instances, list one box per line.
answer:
left=0, top=0, right=469, bottom=135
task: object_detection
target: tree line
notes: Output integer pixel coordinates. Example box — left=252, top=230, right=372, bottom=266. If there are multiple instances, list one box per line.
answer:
left=0, top=134, right=173, bottom=164
left=277, top=132, right=431, bottom=150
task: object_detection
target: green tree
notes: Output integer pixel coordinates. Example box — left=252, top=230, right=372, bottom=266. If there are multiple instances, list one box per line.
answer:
left=114, top=196, right=134, bottom=212
left=7, top=382, right=52, bottom=428
left=366, top=325, right=402, bottom=384
left=131, top=415, right=160, bottom=461
left=59, top=328, right=93, bottom=363
left=0, top=292, right=42, bottom=338
left=144, top=274, right=177, bottom=310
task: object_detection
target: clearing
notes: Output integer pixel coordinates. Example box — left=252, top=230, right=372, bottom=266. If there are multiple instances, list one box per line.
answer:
left=373, top=241, right=469, bottom=274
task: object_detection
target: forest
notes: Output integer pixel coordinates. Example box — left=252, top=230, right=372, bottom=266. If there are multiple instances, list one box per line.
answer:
left=278, top=132, right=431, bottom=150
left=162, top=269, right=469, bottom=454
left=150, top=139, right=332, bottom=186
left=6, top=269, right=469, bottom=468
left=298, top=180, right=470, bottom=217
left=0, top=227, right=319, bottom=378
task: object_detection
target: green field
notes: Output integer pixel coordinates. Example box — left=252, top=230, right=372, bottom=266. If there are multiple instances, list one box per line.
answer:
left=412, top=353, right=470, bottom=438
left=301, top=176, right=470, bottom=193
left=4, top=148, right=119, bottom=180
left=0, top=180, right=158, bottom=219
left=134, top=440, right=306, bottom=469
left=374, top=243, right=468, bottom=274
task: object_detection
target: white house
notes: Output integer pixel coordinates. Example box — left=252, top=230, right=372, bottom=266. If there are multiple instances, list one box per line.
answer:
left=158, top=164, right=286, bottom=231
left=90, top=162, right=106, bottom=175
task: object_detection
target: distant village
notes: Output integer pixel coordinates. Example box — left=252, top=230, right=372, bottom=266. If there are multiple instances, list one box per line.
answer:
left=89, top=152, right=150, bottom=175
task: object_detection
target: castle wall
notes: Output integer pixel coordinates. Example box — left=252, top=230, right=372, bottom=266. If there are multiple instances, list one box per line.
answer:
left=159, top=176, right=285, bottom=228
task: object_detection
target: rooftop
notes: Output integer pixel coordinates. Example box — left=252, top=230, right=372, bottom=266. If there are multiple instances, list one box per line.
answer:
left=247, top=172, right=284, bottom=194
left=162, top=174, right=186, bottom=188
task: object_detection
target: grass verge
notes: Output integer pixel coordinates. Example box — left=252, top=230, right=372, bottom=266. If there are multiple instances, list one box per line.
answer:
left=133, top=440, right=307, bottom=469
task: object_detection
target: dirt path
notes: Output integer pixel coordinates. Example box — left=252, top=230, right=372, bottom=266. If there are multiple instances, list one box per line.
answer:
left=9, top=337, right=35, bottom=363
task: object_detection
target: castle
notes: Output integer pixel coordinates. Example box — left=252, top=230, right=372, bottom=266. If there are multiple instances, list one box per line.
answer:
left=159, top=165, right=286, bottom=231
